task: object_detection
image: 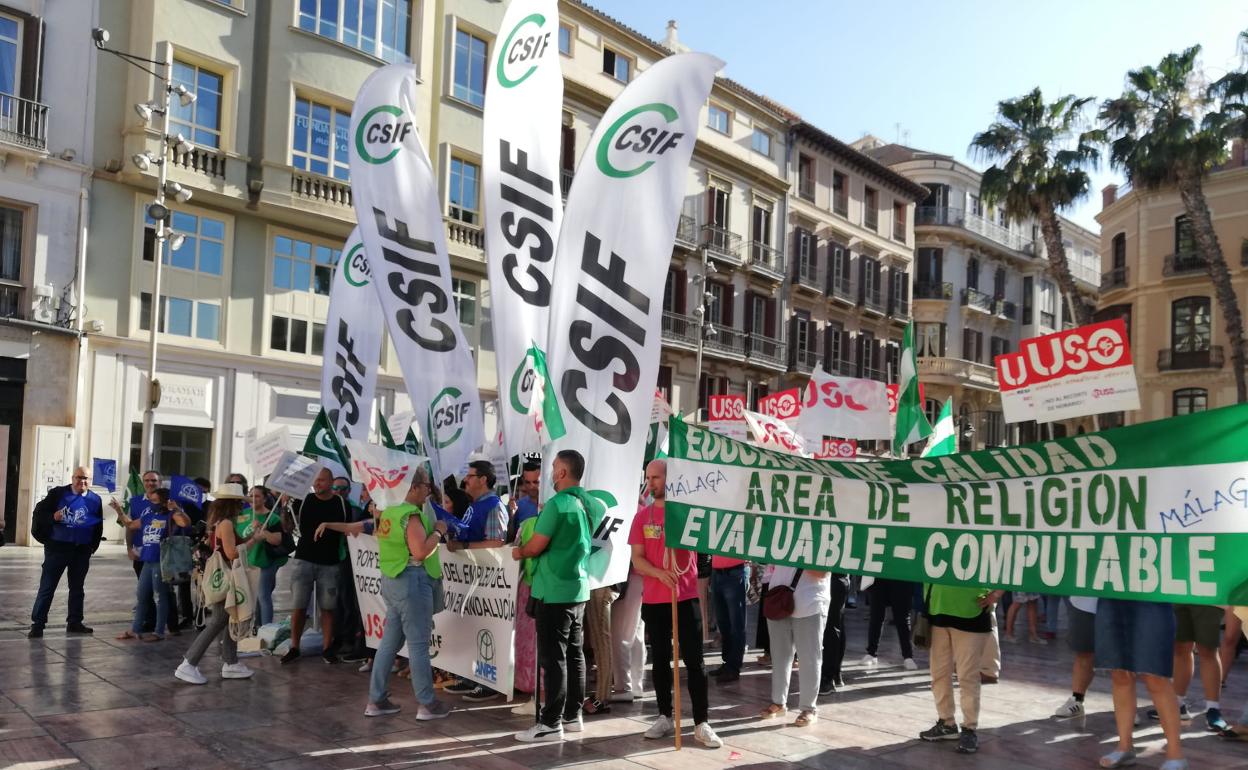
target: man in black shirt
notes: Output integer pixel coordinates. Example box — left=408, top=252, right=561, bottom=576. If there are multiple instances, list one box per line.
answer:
left=283, top=468, right=350, bottom=664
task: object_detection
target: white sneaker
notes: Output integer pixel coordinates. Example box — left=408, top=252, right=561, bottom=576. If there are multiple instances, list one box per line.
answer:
left=221, top=662, right=254, bottom=680
left=644, top=714, right=673, bottom=739
left=358, top=660, right=372, bottom=673
left=563, top=714, right=584, bottom=733
left=903, top=658, right=918, bottom=671
left=694, top=722, right=723, bottom=748
left=514, top=722, right=564, bottom=743
left=510, top=699, right=535, bottom=716
left=175, top=660, right=207, bottom=685
left=1053, top=696, right=1085, bottom=720
left=859, top=654, right=878, bottom=668
left=608, top=689, right=636, bottom=703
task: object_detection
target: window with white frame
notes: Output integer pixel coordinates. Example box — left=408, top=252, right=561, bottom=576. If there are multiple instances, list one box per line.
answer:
left=140, top=292, right=221, bottom=341
left=751, top=128, right=771, bottom=157
left=297, top=0, right=412, bottom=63
left=1039, top=279, right=1056, bottom=327
left=448, top=157, right=480, bottom=225
left=272, top=234, right=339, bottom=295
left=602, top=46, right=630, bottom=82
left=292, top=96, right=351, bottom=180
left=452, top=278, right=476, bottom=327
left=144, top=210, right=226, bottom=276
left=453, top=28, right=488, bottom=108
left=169, top=60, right=223, bottom=149
left=707, top=104, right=730, bottom=134
left=558, top=23, right=573, bottom=56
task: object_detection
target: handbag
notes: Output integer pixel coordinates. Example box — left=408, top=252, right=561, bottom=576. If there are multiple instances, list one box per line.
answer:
left=913, top=585, right=934, bottom=649
left=160, top=534, right=194, bottom=584
left=263, top=511, right=296, bottom=561
left=762, top=567, right=804, bottom=621
left=226, top=545, right=257, bottom=641
left=200, top=549, right=230, bottom=605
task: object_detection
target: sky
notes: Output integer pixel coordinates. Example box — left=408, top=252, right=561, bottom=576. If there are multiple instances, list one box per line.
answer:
left=592, top=0, right=1248, bottom=232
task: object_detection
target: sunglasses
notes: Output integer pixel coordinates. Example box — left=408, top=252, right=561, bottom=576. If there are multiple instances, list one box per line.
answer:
left=331, top=485, right=350, bottom=491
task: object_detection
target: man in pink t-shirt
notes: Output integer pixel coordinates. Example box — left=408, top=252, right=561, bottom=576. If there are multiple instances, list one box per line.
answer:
left=628, top=460, right=722, bottom=749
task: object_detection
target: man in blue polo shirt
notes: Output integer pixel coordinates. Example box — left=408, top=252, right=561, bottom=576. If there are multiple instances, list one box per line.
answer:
left=29, top=467, right=104, bottom=638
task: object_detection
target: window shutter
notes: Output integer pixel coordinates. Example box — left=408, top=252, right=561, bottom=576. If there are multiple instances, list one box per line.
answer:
left=674, top=270, right=687, bottom=314
left=840, top=329, right=852, bottom=369
left=877, top=340, right=887, bottom=379
left=902, top=274, right=910, bottom=303
left=809, top=234, right=818, bottom=270
left=765, top=297, right=777, bottom=338
left=934, top=249, right=943, bottom=283
left=722, top=285, right=735, bottom=328
left=705, top=189, right=716, bottom=229
left=19, top=13, right=44, bottom=101
left=560, top=125, right=576, bottom=171
left=939, top=324, right=947, bottom=357
left=823, top=326, right=834, bottom=372
left=743, top=290, right=756, bottom=334
left=791, top=229, right=802, bottom=279
left=788, top=316, right=798, bottom=367
left=963, top=329, right=973, bottom=361
left=886, top=266, right=896, bottom=310
left=809, top=321, right=819, bottom=355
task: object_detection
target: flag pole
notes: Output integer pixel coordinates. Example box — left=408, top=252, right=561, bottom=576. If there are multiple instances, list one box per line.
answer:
left=671, top=573, right=682, bottom=751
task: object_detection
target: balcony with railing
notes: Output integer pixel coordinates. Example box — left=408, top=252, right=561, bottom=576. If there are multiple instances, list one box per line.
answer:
left=826, top=359, right=856, bottom=378
left=890, top=295, right=911, bottom=319
left=702, top=225, right=744, bottom=265
left=704, top=324, right=746, bottom=359
left=913, top=281, right=951, bottom=302
left=961, top=287, right=993, bottom=313
left=1101, top=266, right=1128, bottom=291
left=560, top=169, right=573, bottom=200
left=829, top=274, right=855, bottom=304
left=661, top=312, right=697, bottom=348
left=859, top=287, right=885, bottom=315
left=861, top=365, right=887, bottom=382
left=789, top=343, right=819, bottom=375
left=746, top=334, right=786, bottom=370
left=1163, top=252, right=1205, bottom=277
left=747, top=241, right=784, bottom=281
left=798, top=175, right=815, bottom=201
left=915, top=206, right=1033, bottom=253
left=1158, top=346, right=1224, bottom=371
left=993, top=299, right=1018, bottom=321
left=444, top=217, right=484, bottom=250
left=918, top=356, right=999, bottom=388
left=794, top=261, right=820, bottom=293
left=291, top=170, right=353, bottom=208
left=674, top=214, right=698, bottom=250
left=864, top=209, right=878, bottom=232
left=171, top=145, right=227, bottom=180
left=0, top=93, right=49, bottom=152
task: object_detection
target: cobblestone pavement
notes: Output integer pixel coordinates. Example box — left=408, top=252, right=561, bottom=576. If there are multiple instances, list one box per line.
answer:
left=2, top=544, right=1248, bottom=769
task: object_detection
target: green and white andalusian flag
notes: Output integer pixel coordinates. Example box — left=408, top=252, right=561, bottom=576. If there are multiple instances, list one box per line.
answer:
left=303, top=408, right=350, bottom=476
left=893, top=321, right=931, bottom=451
left=526, top=343, right=566, bottom=448
left=379, top=409, right=424, bottom=456
left=921, top=398, right=956, bottom=458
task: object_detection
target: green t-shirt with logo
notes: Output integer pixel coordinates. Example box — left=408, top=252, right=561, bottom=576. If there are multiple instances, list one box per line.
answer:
left=378, top=502, right=441, bottom=580
left=234, top=508, right=279, bottom=569
left=531, top=487, right=604, bottom=604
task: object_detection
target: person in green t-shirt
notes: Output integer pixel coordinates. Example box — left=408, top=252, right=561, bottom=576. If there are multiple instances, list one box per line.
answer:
left=510, top=449, right=604, bottom=744
left=365, top=467, right=453, bottom=722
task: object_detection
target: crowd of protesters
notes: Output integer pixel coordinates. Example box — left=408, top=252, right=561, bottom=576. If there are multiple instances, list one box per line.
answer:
left=26, top=459, right=1247, bottom=768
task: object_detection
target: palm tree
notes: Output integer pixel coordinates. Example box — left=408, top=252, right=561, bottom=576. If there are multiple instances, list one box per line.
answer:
left=971, top=87, right=1101, bottom=328
left=1102, top=45, right=1247, bottom=403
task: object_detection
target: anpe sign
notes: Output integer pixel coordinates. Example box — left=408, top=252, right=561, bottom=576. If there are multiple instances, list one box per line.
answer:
left=996, top=319, right=1140, bottom=424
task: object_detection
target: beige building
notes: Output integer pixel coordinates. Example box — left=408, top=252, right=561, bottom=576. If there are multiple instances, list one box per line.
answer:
left=862, top=139, right=1100, bottom=449
left=1096, top=144, right=1248, bottom=425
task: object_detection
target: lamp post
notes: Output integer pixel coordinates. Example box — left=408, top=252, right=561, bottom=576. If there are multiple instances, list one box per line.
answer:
left=690, top=246, right=717, bottom=421
left=93, top=29, right=196, bottom=471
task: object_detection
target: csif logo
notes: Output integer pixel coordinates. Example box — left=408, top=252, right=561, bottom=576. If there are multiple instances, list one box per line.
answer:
left=427, top=387, right=472, bottom=449
left=508, top=355, right=537, bottom=415
left=595, top=103, right=683, bottom=179
left=496, top=13, right=551, bottom=89
left=342, top=243, right=371, bottom=287
left=354, top=104, right=412, bottom=165
left=314, top=427, right=337, bottom=455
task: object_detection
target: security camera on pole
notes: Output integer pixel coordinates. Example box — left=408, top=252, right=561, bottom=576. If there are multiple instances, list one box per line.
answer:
left=92, top=28, right=198, bottom=470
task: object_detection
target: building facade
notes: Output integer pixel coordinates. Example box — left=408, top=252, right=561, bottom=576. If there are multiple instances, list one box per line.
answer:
left=862, top=139, right=1101, bottom=449
left=1096, top=144, right=1248, bottom=425
left=0, top=0, right=96, bottom=537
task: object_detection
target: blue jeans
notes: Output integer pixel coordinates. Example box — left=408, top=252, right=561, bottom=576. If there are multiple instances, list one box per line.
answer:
left=257, top=562, right=281, bottom=626
left=132, top=560, right=169, bottom=636
left=369, top=566, right=443, bottom=706
left=31, top=547, right=91, bottom=628
left=711, top=565, right=748, bottom=672
left=1043, top=595, right=1062, bottom=635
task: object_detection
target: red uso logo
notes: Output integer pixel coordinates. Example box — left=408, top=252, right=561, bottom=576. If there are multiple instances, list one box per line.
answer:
left=804, top=379, right=869, bottom=412
left=996, top=319, right=1132, bottom=392
left=708, top=394, right=745, bottom=421
left=759, top=388, right=802, bottom=420
left=763, top=421, right=801, bottom=451
left=816, top=438, right=857, bottom=459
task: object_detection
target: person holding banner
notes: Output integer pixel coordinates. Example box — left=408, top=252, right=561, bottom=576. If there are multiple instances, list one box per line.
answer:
left=115, top=487, right=191, bottom=642
left=629, top=460, right=723, bottom=749
left=511, top=449, right=603, bottom=743
left=365, top=467, right=453, bottom=721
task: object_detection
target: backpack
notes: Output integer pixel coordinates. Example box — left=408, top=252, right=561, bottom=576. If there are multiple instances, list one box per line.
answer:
left=160, top=535, right=194, bottom=584
left=30, top=487, right=62, bottom=545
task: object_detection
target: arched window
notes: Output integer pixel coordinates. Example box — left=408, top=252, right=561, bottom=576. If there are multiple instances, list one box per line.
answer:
left=1173, top=388, right=1208, bottom=416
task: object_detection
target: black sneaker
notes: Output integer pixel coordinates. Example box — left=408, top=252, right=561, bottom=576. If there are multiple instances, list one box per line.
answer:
left=919, top=719, right=959, bottom=741
left=819, top=679, right=836, bottom=696
left=462, top=686, right=500, bottom=702
left=281, top=647, right=301, bottom=665
left=444, top=679, right=477, bottom=695
left=1208, top=707, right=1230, bottom=733
left=66, top=623, right=93, bottom=635
left=27, top=626, right=43, bottom=639
left=322, top=650, right=341, bottom=664
left=956, top=728, right=978, bottom=754
left=715, top=668, right=740, bottom=683
left=341, top=652, right=369, bottom=664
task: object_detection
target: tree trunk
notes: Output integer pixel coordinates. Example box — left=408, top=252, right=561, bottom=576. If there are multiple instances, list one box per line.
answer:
left=1036, top=202, right=1093, bottom=327
left=1176, top=167, right=1248, bottom=404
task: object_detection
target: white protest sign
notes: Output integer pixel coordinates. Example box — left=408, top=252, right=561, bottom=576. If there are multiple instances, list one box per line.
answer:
left=799, top=370, right=890, bottom=440
left=344, top=440, right=424, bottom=510
left=247, top=427, right=290, bottom=478
left=267, top=451, right=324, bottom=498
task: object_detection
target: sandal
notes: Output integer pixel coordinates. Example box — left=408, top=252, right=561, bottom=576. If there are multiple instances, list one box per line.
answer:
left=794, top=710, right=817, bottom=727
left=1099, top=749, right=1137, bottom=768
left=582, top=698, right=611, bottom=715
left=1219, top=725, right=1248, bottom=741
left=115, top=630, right=137, bottom=640
left=141, top=633, right=164, bottom=642
left=758, top=703, right=785, bottom=719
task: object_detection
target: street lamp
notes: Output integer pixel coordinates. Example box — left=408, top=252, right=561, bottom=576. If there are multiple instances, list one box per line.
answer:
left=94, top=27, right=189, bottom=472
left=689, top=249, right=719, bottom=420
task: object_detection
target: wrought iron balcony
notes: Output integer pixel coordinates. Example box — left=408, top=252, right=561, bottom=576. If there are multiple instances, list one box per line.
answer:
left=560, top=169, right=573, bottom=200
left=994, top=299, right=1018, bottom=320
left=748, top=241, right=784, bottom=281
left=861, top=366, right=887, bottom=382
left=1163, top=252, right=1204, bottom=277
left=746, top=334, right=786, bottom=370
left=794, top=261, right=820, bottom=292
left=1101, top=266, right=1128, bottom=291
left=0, top=93, right=48, bottom=151
left=829, top=274, right=855, bottom=304
left=702, top=224, right=743, bottom=264
left=1158, top=346, right=1224, bottom=371
left=674, top=214, right=698, bottom=250
left=789, top=344, right=818, bottom=375
left=915, top=281, right=953, bottom=300
left=915, top=206, right=1033, bottom=252
left=704, top=324, right=746, bottom=359
left=961, top=287, right=993, bottom=313
left=860, top=287, right=885, bottom=314
left=661, top=312, right=696, bottom=347
left=798, top=176, right=815, bottom=201
left=890, top=296, right=911, bottom=319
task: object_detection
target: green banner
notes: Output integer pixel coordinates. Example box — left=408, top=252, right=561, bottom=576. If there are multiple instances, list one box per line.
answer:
left=663, top=404, right=1248, bottom=605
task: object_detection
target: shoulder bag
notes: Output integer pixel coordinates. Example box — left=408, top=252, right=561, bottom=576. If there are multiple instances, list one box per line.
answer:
left=762, top=567, right=805, bottom=621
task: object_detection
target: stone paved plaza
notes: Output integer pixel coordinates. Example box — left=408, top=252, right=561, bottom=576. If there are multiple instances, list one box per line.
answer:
left=2, top=544, right=1248, bottom=769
